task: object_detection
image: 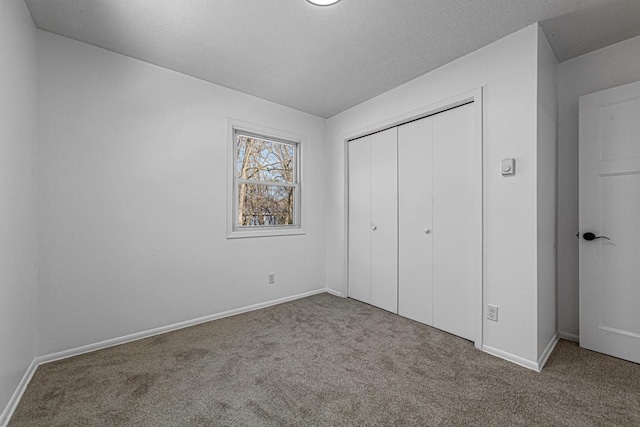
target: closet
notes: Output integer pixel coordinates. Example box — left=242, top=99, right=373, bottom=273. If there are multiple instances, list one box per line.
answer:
left=348, top=102, right=477, bottom=342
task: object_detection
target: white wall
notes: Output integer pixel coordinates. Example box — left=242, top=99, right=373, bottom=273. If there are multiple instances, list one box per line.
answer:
left=536, top=27, right=558, bottom=358
left=0, top=0, right=38, bottom=421
left=326, top=25, right=543, bottom=363
left=36, top=32, right=327, bottom=356
left=557, top=34, right=640, bottom=338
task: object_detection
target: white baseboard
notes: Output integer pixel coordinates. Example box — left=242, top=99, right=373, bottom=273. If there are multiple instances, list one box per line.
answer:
left=482, top=345, right=539, bottom=372
left=326, top=288, right=343, bottom=297
left=37, top=288, right=331, bottom=365
left=559, top=331, right=579, bottom=342
left=0, top=358, right=38, bottom=427
left=1, top=288, right=332, bottom=426
left=483, top=331, right=560, bottom=373
left=537, top=331, right=560, bottom=371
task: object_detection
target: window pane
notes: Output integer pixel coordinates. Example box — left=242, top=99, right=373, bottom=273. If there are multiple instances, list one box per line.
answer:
left=236, top=134, right=295, bottom=183
left=238, top=183, right=295, bottom=226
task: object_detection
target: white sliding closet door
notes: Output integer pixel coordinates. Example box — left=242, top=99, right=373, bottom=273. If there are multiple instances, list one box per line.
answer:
left=397, top=102, right=476, bottom=342
left=370, top=129, right=398, bottom=313
left=348, top=128, right=398, bottom=313
left=398, top=118, right=433, bottom=325
left=348, top=136, right=372, bottom=304
left=432, top=103, right=475, bottom=341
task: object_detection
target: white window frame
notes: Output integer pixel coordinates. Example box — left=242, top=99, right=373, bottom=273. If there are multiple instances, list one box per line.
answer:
left=227, top=118, right=305, bottom=239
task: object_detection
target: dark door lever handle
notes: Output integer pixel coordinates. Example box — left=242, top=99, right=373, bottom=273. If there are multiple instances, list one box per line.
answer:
left=582, top=232, right=610, bottom=241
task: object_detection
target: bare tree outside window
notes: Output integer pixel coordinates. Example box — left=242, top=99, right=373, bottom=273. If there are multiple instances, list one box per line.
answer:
left=235, top=133, right=299, bottom=228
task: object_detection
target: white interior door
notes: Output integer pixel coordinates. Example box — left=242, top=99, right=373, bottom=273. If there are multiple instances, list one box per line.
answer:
left=348, top=136, right=371, bottom=304
left=432, top=103, right=475, bottom=342
left=370, top=128, right=398, bottom=313
left=398, top=117, right=434, bottom=325
left=579, top=81, right=640, bottom=364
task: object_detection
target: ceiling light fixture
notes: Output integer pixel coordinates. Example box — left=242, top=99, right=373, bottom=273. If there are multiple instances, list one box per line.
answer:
left=307, top=0, right=341, bottom=6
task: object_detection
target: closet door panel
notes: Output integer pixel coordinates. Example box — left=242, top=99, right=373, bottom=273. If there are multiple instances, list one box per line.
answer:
left=432, top=103, right=475, bottom=341
left=370, top=128, right=398, bottom=313
left=348, top=136, right=371, bottom=304
left=398, top=118, right=434, bottom=325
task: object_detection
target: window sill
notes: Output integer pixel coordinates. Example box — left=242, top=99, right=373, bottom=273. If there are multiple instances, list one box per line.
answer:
left=226, top=227, right=306, bottom=239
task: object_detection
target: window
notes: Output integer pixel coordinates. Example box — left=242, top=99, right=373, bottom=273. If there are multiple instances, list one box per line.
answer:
left=228, top=120, right=303, bottom=238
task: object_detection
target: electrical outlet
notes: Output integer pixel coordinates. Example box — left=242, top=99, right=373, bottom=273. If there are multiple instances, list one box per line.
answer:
left=487, top=304, right=499, bottom=322
left=268, top=273, right=275, bottom=285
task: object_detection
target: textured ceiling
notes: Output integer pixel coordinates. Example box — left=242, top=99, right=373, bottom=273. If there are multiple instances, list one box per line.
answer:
left=24, top=0, right=640, bottom=118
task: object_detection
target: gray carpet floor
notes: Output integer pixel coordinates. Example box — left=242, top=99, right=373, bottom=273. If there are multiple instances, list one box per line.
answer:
left=9, top=293, right=640, bottom=426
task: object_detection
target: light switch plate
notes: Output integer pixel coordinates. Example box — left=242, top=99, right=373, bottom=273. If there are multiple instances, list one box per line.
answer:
left=501, top=158, right=515, bottom=176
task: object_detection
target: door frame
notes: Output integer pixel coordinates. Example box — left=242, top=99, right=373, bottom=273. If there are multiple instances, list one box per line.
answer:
left=343, top=87, right=484, bottom=349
